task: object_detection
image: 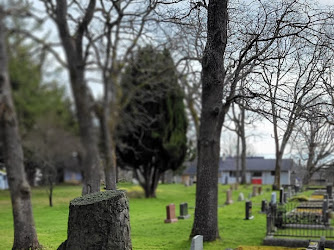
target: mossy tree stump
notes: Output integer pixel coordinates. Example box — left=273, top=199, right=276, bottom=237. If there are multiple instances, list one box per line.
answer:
left=58, top=190, right=132, bottom=250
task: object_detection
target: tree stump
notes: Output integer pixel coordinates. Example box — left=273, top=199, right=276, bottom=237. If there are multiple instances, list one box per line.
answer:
left=58, top=190, right=132, bottom=250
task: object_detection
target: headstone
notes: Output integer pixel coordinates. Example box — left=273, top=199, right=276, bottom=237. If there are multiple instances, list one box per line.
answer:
left=261, top=199, right=268, bottom=213
left=245, top=201, right=254, bottom=220
left=283, top=192, right=288, bottom=203
left=164, top=204, right=178, bottom=223
left=327, top=184, right=333, bottom=199
left=271, top=192, right=277, bottom=205
left=57, top=190, right=132, bottom=250
left=225, top=189, right=233, bottom=205
left=258, top=186, right=262, bottom=195
left=178, top=203, right=190, bottom=219
left=252, top=186, right=257, bottom=197
left=190, top=235, right=203, bottom=250
left=238, top=192, right=245, bottom=201
left=322, top=199, right=329, bottom=224
left=279, top=188, right=284, bottom=204
left=248, top=193, right=252, bottom=199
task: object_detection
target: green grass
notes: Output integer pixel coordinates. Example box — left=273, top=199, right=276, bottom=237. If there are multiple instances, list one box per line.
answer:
left=0, top=183, right=278, bottom=249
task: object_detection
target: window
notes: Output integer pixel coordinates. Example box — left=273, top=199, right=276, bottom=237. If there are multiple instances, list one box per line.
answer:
left=252, top=172, right=262, bottom=177
left=271, top=171, right=275, bottom=176
left=230, top=171, right=240, bottom=177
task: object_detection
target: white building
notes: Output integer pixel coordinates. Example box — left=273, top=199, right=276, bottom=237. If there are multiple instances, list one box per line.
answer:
left=183, top=156, right=295, bottom=185
left=0, top=170, right=9, bottom=190
left=219, top=156, right=295, bottom=185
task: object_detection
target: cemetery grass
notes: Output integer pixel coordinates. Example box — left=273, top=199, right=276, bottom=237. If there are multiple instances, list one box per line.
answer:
left=1, top=183, right=281, bottom=249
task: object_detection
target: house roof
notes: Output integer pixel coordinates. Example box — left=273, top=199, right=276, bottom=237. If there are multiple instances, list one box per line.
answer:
left=183, top=156, right=294, bottom=175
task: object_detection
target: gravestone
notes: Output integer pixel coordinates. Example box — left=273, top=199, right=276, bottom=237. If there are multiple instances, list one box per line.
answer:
left=238, top=192, right=245, bottom=201
left=245, top=201, right=254, bottom=220
left=261, top=199, right=268, bottom=213
left=57, top=190, right=131, bottom=250
left=178, top=203, right=190, bottom=219
left=258, top=186, right=262, bottom=195
left=327, top=184, right=333, bottom=199
left=252, top=186, right=257, bottom=197
left=248, top=193, right=252, bottom=199
left=190, top=235, right=203, bottom=250
left=164, top=204, right=178, bottom=223
left=271, top=192, right=277, bottom=205
left=279, top=188, right=284, bottom=204
left=322, top=199, right=329, bottom=224
left=283, top=192, right=288, bottom=203
left=225, top=189, right=233, bottom=205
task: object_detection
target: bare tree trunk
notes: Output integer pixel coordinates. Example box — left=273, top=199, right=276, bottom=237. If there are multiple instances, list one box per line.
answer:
left=240, top=106, right=247, bottom=184
left=48, top=176, right=53, bottom=207
left=236, top=120, right=240, bottom=184
left=53, top=0, right=101, bottom=195
left=0, top=9, right=40, bottom=249
left=191, top=0, right=228, bottom=241
left=100, top=104, right=117, bottom=190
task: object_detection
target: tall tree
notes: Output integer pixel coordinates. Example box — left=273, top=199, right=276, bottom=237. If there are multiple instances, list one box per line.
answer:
left=42, top=0, right=101, bottom=194
left=116, top=46, right=188, bottom=198
left=0, top=7, right=40, bottom=249
left=190, top=0, right=324, bottom=241
left=89, top=1, right=158, bottom=190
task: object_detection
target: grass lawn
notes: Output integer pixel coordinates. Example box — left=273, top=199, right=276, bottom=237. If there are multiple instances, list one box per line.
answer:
left=0, top=183, right=281, bottom=249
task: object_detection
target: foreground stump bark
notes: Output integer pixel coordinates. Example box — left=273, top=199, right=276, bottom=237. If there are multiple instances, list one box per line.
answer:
left=58, top=190, right=132, bottom=250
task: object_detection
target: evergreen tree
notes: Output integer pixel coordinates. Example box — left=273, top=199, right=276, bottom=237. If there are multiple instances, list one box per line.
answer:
left=117, top=46, right=188, bottom=198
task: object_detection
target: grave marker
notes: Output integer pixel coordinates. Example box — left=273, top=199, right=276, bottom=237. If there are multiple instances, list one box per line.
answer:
left=164, top=204, right=178, bottom=223
left=238, top=192, right=245, bottom=201
left=271, top=192, right=277, bottom=205
left=327, top=184, right=333, bottom=199
left=252, top=186, right=257, bottom=197
left=245, top=201, right=254, bottom=220
left=190, top=235, right=203, bottom=250
left=279, top=188, right=284, bottom=204
left=258, top=186, right=262, bottom=195
left=261, top=199, right=268, bottom=213
left=178, top=203, right=190, bottom=219
left=225, top=189, right=233, bottom=205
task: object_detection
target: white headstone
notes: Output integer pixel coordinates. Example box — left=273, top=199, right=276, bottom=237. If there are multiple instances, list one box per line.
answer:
left=238, top=192, right=245, bottom=201
left=190, top=235, right=203, bottom=250
left=271, top=192, right=277, bottom=204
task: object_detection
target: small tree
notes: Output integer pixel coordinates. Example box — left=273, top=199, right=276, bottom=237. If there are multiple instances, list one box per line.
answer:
left=116, top=46, right=188, bottom=198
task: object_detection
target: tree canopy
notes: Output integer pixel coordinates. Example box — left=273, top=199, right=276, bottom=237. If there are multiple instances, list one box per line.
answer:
left=116, top=46, right=188, bottom=198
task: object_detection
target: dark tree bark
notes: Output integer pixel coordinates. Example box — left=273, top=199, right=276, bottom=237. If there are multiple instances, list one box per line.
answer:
left=190, top=0, right=228, bottom=241
left=51, top=0, right=101, bottom=194
left=240, top=106, right=247, bottom=185
left=0, top=8, right=40, bottom=249
left=58, top=190, right=132, bottom=250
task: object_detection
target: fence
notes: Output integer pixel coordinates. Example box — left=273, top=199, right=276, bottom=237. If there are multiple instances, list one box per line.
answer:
left=266, top=201, right=334, bottom=238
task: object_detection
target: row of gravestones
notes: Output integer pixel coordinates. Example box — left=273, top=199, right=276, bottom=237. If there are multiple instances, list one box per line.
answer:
left=164, top=203, right=190, bottom=223
left=164, top=203, right=204, bottom=250
left=225, top=185, right=264, bottom=205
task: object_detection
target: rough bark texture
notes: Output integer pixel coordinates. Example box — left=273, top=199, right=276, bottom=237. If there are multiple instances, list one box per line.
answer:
left=58, top=190, right=132, bottom=250
left=54, top=0, right=101, bottom=194
left=0, top=9, right=40, bottom=249
left=240, top=107, right=247, bottom=185
left=190, top=0, right=228, bottom=241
